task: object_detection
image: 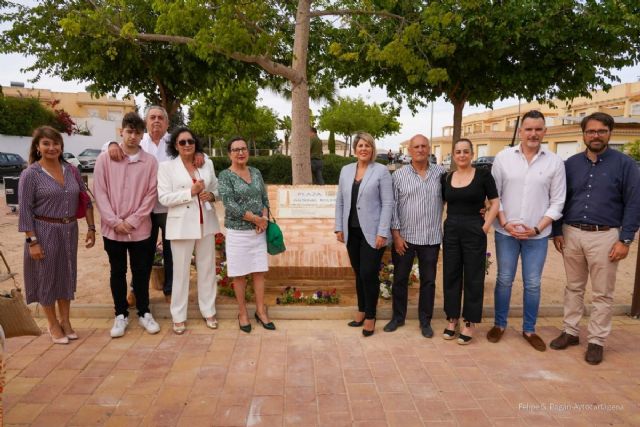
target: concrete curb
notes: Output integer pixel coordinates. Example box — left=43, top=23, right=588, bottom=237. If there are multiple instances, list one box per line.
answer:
left=28, top=303, right=634, bottom=320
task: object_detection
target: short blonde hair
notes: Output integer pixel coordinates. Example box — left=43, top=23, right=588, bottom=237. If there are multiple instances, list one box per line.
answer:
left=352, top=132, right=376, bottom=162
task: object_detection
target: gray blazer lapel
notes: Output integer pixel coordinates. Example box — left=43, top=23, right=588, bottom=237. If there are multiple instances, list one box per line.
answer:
left=357, top=163, right=375, bottom=202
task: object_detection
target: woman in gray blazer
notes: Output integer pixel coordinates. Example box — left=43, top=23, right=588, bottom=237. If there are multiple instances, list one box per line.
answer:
left=335, top=132, right=394, bottom=336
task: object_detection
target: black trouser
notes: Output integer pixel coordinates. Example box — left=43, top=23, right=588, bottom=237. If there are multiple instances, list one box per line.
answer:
left=346, top=227, right=385, bottom=319
left=150, top=212, right=173, bottom=296
left=311, top=159, right=324, bottom=185
left=103, top=236, right=154, bottom=317
left=391, top=242, right=440, bottom=327
left=442, top=215, right=487, bottom=323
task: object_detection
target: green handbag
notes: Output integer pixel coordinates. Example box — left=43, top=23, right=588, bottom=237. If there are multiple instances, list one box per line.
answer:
left=266, top=208, right=286, bottom=255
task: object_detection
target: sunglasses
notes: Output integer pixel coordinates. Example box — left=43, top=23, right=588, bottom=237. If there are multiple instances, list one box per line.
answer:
left=177, top=139, right=196, bottom=146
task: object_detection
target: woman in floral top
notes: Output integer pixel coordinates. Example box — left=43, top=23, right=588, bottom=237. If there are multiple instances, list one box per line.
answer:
left=218, top=137, right=275, bottom=333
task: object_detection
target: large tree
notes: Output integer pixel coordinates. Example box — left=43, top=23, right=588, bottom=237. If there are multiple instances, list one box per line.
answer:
left=189, top=80, right=279, bottom=153
left=318, top=96, right=401, bottom=155
left=3, top=0, right=402, bottom=184
left=0, top=0, right=257, bottom=119
left=334, top=0, right=640, bottom=147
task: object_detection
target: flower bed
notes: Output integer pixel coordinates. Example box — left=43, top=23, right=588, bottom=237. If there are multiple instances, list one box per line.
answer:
left=379, top=261, right=419, bottom=299
left=276, top=287, right=340, bottom=305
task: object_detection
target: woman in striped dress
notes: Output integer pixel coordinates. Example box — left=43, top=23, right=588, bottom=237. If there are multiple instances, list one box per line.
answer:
left=18, top=126, right=96, bottom=344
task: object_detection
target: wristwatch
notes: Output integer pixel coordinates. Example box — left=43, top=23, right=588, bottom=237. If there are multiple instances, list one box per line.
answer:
left=26, top=236, right=38, bottom=244
left=620, top=239, right=633, bottom=246
left=534, top=227, right=541, bottom=235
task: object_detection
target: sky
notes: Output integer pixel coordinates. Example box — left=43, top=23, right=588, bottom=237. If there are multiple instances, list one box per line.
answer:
left=1, top=51, right=639, bottom=151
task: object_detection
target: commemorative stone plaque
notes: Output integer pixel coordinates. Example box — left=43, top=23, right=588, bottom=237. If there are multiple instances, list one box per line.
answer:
left=277, top=187, right=337, bottom=218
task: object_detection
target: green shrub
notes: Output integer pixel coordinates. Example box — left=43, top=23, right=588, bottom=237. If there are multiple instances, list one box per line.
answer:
left=0, top=96, right=59, bottom=136
left=211, top=154, right=388, bottom=185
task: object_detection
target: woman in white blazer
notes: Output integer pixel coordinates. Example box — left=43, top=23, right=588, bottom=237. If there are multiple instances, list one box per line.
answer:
left=335, top=132, right=394, bottom=337
left=158, top=127, right=220, bottom=334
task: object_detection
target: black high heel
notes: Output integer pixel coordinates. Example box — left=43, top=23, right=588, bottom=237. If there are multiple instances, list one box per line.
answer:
left=238, top=314, right=251, bottom=333
left=362, top=318, right=376, bottom=337
left=254, top=312, right=276, bottom=330
left=348, top=319, right=365, bottom=327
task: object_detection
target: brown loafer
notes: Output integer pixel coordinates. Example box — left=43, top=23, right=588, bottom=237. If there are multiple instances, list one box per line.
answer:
left=550, top=332, right=579, bottom=350
left=523, top=332, right=546, bottom=352
left=585, top=343, right=604, bottom=365
left=486, top=326, right=505, bottom=343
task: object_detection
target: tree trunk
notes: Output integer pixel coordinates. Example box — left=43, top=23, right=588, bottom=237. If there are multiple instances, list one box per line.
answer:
left=450, top=97, right=466, bottom=171
left=289, top=0, right=312, bottom=184
left=284, top=134, right=289, bottom=155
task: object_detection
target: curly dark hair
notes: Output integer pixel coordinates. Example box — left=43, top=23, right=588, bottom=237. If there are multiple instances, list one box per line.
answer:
left=29, top=126, right=64, bottom=164
left=166, top=127, right=204, bottom=158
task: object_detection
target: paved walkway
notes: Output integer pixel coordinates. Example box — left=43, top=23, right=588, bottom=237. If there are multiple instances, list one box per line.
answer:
left=2, top=317, right=640, bottom=426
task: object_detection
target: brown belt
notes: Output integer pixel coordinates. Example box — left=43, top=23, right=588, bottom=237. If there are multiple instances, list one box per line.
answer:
left=34, top=215, right=77, bottom=224
left=568, top=223, right=611, bottom=232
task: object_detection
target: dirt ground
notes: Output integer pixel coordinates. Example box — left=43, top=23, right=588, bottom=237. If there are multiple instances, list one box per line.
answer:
left=1, top=184, right=637, bottom=309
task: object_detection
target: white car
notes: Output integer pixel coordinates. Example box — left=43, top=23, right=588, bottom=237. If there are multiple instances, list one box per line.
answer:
left=63, top=152, right=81, bottom=168
left=400, top=154, right=412, bottom=164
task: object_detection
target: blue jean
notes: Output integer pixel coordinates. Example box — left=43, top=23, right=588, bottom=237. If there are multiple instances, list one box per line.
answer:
left=494, top=231, right=548, bottom=333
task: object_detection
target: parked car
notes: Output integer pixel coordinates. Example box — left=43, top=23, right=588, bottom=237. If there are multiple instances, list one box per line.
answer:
left=77, top=148, right=101, bottom=172
left=63, top=152, right=81, bottom=168
left=400, top=154, right=412, bottom=164
left=0, top=152, right=27, bottom=178
left=472, top=156, right=495, bottom=171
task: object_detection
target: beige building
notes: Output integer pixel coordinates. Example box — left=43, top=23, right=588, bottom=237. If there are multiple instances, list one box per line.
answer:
left=405, top=82, right=640, bottom=163
left=2, top=84, right=136, bottom=124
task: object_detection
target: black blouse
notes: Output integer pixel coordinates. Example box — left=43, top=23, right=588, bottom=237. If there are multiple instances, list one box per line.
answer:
left=441, top=168, right=498, bottom=215
left=348, top=179, right=362, bottom=228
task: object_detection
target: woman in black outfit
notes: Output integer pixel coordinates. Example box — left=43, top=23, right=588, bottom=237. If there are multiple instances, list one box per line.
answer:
left=441, top=139, right=499, bottom=344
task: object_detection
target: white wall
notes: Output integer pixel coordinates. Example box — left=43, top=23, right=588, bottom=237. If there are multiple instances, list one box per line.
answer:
left=0, top=117, right=121, bottom=158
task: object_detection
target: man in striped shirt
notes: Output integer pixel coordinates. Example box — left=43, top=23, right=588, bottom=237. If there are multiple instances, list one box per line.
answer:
left=384, top=134, right=447, bottom=338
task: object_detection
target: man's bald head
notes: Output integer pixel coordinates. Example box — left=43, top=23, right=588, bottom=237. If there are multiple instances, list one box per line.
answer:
left=409, top=134, right=430, bottom=148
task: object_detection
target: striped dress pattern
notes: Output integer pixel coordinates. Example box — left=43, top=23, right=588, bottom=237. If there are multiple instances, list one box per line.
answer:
left=18, top=162, right=89, bottom=305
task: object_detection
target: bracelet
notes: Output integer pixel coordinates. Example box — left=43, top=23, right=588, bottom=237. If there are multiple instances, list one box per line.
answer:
left=534, top=226, right=541, bottom=235
left=88, top=225, right=96, bottom=231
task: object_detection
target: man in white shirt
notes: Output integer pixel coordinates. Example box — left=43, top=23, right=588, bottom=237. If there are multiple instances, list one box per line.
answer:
left=486, top=110, right=566, bottom=351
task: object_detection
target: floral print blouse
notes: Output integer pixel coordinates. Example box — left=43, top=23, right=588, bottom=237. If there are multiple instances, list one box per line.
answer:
left=218, top=166, right=269, bottom=230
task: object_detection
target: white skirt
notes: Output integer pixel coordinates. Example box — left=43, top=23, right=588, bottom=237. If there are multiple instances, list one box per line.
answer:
left=226, top=228, right=269, bottom=277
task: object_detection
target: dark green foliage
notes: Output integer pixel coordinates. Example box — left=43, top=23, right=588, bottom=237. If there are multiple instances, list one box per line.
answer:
left=212, top=154, right=393, bottom=184
left=322, top=155, right=355, bottom=184
left=249, top=155, right=293, bottom=184
left=327, top=130, right=336, bottom=155
left=0, top=96, right=58, bottom=136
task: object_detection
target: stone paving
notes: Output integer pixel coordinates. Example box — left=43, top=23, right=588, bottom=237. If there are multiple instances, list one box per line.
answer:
left=2, top=316, right=640, bottom=426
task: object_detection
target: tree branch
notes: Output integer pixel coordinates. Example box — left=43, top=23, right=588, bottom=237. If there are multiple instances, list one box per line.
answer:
left=309, top=9, right=404, bottom=22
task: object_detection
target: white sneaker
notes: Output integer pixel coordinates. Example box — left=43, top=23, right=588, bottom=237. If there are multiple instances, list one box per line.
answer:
left=110, top=314, right=129, bottom=338
left=138, top=312, right=160, bottom=334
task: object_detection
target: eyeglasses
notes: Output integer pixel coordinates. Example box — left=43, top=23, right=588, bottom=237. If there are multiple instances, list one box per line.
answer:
left=584, top=129, right=610, bottom=137
left=177, top=139, right=196, bottom=146
left=230, top=147, right=248, bottom=153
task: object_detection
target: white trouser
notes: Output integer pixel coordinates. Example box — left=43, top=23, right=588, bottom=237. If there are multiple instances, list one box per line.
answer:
left=170, top=235, right=217, bottom=323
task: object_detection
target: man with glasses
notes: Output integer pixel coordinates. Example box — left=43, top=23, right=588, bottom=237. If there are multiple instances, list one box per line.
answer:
left=384, top=134, right=446, bottom=338
left=550, top=112, right=640, bottom=365
left=487, top=110, right=566, bottom=351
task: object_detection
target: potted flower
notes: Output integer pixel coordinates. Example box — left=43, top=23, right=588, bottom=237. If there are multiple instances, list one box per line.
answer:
left=149, top=244, right=165, bottom=291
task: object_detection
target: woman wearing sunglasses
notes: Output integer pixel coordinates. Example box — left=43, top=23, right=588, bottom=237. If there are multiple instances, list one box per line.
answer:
left=218, top=136, right=274, bottom=333
left=158, top=127, right=220, bottom=334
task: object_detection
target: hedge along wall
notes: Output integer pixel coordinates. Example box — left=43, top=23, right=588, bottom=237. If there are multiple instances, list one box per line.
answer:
left=211, top=154, right=388, bottom=185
